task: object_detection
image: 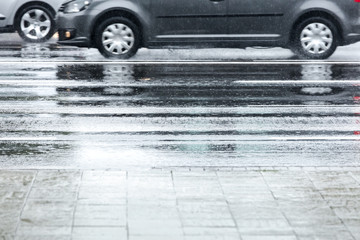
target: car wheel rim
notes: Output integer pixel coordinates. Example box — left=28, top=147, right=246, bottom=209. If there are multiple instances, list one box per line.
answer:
left=20, top=9, right=51, bottom=40
left=102, top=23, right=135, bottom=55
left=300, top=23, right=333, bottom=55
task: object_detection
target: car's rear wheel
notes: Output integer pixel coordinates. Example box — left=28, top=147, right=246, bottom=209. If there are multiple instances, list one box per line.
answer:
left=95, top=17, right=140, bottom=59
left=16, top=5, right=56, bottom=43
left=292, top=17, right=338, bottom=59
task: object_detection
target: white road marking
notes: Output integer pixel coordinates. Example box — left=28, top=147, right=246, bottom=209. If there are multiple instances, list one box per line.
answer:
left=233, top=80, right=360, bottom=84
left=0, top=80, right=359, bottom=87
left=1, top=136, right=359, bottom=142
left=0, top=137, right=58, bottom=141
left=1, top=61, right=360, bottom=65
left=271, top=136, right=360, bottom=140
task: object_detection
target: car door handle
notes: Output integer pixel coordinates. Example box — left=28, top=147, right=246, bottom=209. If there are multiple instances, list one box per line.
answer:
left=209, top=0, right=225, bottom=2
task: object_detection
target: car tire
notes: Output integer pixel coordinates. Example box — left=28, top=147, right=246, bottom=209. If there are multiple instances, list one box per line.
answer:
left=291, top=17, right=338, bottom=59
left=15, top=5, right=56, bottom=43
left=95, top=17, right=140, bottom=59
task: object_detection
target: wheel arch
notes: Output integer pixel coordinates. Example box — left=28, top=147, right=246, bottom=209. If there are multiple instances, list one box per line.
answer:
left=290, top=10, right=344, bottom=45
left=90, top=8, right=144, bottom=47
left=14, top=1, right=56, bottom=23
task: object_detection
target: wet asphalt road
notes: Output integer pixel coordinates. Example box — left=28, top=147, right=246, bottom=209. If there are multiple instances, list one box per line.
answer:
left=1, top=36, right=360, bottom=169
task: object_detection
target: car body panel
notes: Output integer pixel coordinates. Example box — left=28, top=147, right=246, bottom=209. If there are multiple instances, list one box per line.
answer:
left=57, top=0, right=360, bottom=48
left=151, top=0, right=227, bottom=39
left=227, top=0, right=293, bottom=36
left=0, top=1, right=18, bottom=28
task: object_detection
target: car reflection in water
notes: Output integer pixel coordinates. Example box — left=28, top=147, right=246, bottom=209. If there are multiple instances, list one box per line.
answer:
left=19, top=44, right=88, bottom=60
left=56, top=64, right=145, bottom=107
left=56, top=63, right=360, bottom=107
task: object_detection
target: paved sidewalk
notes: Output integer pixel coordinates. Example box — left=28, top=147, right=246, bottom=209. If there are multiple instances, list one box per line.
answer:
left=1, top=167, right=360, bottom=240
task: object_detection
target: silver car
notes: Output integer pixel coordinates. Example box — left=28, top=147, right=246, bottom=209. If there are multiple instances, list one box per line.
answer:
left=0, top=0, right=64, bottom=42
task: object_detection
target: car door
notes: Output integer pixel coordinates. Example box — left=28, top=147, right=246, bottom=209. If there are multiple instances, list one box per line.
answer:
left=227, top=0, right=291, bottom=38
left=151, top=0, right=227, bottom=40
left=0, top=0, right=17, bottom=27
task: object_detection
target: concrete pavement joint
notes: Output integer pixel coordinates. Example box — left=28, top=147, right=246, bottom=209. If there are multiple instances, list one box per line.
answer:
left=2, top=166, right=360, bottom=172
left=259, top=171, right=299, bottom=240
left=215, top=171, right=243, bottom=240
left=125, top=171, right=129, bottom=240
left=14, top=170, right=37, bottom=236
left=170, top=171, right=185, bottom=237
left=305, top=171, right=357, bottom=240
left=153, top=166, right=360, bottom=172
left=70, top=170, right=83, bottom=238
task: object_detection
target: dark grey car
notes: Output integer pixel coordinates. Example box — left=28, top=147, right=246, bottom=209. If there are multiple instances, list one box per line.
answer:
left=57, top=0, right=360, bottom=59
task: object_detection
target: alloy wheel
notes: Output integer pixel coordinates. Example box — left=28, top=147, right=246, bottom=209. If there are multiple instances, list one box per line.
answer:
left=20, top=9, right=51, bottom=41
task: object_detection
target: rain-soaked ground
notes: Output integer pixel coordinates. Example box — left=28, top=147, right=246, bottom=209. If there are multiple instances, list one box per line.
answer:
left=2, top=35, right=360, bottom=240
left=0, top=34, right=360, bottom=169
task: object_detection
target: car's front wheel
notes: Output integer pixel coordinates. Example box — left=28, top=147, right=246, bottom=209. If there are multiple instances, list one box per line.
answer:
left=95, top=17, right=140, bottom=59
left=292, top=17, right=338, bottom=59
left=16, top=5, right=56, bottom=43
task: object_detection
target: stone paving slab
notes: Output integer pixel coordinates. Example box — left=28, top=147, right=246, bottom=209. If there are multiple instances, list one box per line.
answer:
left=0, top=167, right=360, bottom=240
